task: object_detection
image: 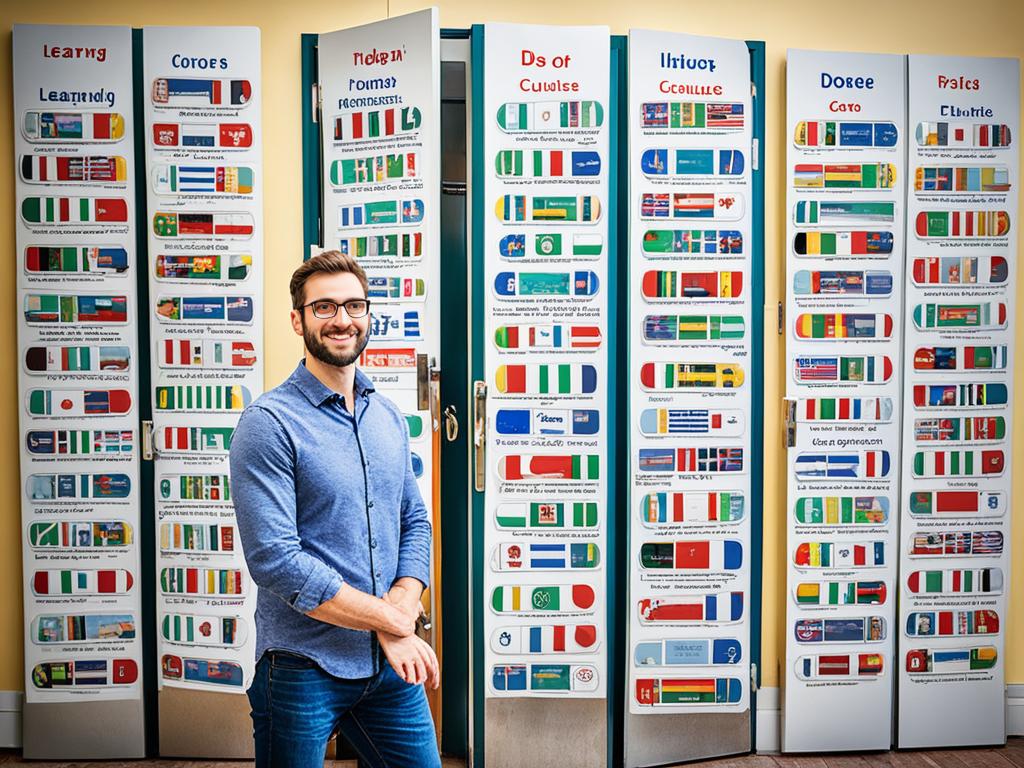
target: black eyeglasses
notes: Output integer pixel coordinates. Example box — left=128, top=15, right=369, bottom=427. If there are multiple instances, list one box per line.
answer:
left=302, top=298, right=371, bottom=319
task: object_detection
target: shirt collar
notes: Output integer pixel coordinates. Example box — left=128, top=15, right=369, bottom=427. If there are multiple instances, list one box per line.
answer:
left=291, top=359, right=375, bottom=408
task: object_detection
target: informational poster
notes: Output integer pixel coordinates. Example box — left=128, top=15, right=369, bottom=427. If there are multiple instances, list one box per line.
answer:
left=897, top=55, right=1018, bottom=749
left=318, top=8, right=441, bottom=522
left=783, top=49, right=905, bottom=751
left=626, top=29, right=753, bottom=715
left=482, top=23, right=609, bottom=698
left=143, top=26, right=264, bottom=693
left=13, top=24, right=143, bottom=703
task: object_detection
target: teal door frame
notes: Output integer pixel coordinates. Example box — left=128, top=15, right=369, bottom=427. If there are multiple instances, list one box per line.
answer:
left=300, top=30, right=473, bottom=758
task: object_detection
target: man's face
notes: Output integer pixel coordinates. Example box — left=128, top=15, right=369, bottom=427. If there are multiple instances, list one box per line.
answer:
left=290, top=271, right=370, bottom=368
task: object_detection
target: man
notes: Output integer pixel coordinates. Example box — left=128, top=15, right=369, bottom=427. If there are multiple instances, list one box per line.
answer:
left=230, top=250, right=440, bottom=768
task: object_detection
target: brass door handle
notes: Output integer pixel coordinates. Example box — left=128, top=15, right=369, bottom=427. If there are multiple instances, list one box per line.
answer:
left=443, top=405, right=459, bottom=442
left=473, top=381, right=487, bottom=492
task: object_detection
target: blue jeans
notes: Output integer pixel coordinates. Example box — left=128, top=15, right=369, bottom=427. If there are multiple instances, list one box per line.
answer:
left=248, top=651, right=441, bottom=768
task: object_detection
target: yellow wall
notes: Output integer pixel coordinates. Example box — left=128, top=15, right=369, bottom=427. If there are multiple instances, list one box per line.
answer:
left=1, top=0, right=1022, bottom=695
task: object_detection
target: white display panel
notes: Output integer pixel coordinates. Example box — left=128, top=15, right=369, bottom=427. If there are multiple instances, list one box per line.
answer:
left=482, top=22, right=609, bottom=698
left=783, top=49, right=905, bottom=751
left=897, top=55, right=1018, bottom=749
left=318, top=8, right=441, bottom=521
left=626, top=29, right=753, bottom=715
left=13, top=24, right=144, bottom=704
left=143, top=26, right=264, bottom=693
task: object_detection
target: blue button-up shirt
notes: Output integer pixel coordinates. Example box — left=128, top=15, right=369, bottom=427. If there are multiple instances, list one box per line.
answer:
left=230, top=360, right=431, bottom=679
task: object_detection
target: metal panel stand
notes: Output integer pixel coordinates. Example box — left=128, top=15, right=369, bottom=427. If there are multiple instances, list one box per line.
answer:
left=24, top=701, right=145, bottom=759
left=485, top=699, right=606, bottom=768
left=158, top=688, right=253, bottom=757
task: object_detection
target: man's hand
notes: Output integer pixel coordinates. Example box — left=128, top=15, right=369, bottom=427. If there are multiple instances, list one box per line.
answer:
left=378, top=631, right=440, bottom=689
left=385, top=577, right=425, bottom=628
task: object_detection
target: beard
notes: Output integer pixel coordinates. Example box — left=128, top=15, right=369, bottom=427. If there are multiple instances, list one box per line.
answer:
left=301, top=316, right=369, bottom=368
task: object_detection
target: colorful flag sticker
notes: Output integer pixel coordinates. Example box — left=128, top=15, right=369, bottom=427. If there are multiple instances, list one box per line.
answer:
left=24, top=294, right=128, bottom=324
left=23, top=111, right=126, bottom=143
left=638, top=593, right=744, bottom=624
left=151, top=77, right=251, bottom=107
left=796, top=654, right=883, bottom=681
left=159, top=474, right=231, bottom=503
left=638, top=447, right=744, bottom=474
left=25, top=246, right=129, bottom=274
left=912, top=302, right=1006, bottom=331
left=496, top=101, right=604, bottom=132
left=908, top=530, right=1004, bottom=557
left=639, top=191, right=744, bottom=221
left=639, top=540, right=743, bottom=571
left=161, top=614, right=245, bottom=647
left=913, top=345, right=1008, bottom=373
left=641, top=270, right=742, bottom=299
left=640, top=148, right=744, bottom=177
left=794, top=541, right=886, bottom=569
left=152, top=211, right=254, bottom=239
left=794, top=230, right=893, bottom=257
left=330, top=153, right=417, bottom=186
left=792, top=270, right=892, bottom=297
left=793, top=163, right=896, bottom=189
left=794, top=200, right=895, bottom=226
left=152, top=121, right=253, bottom=149
left=338, top=199, right=424, bottom=228
left=638, top=408, right=744, bottom=437
left=494, top=149, right=601, bottom=178
left=33, top=614, right=136, bottom=644
left=155, top=296, right=254, bottom=324
left=33, top=659, right=138, bottom=688
left=794, top=356, right=892, bottom=384
left=915, top=121, right=1011, bottom=148
left=491, top=664, right=599, bottom=693
left=907, top=568, right=1002, bottom=595
left=634, top=639, right=742, bottom=667
left=491, top=625, right=599, bottom=654
left=794, top=313, right=893, bottom=340
left=24, top=345, right=131, bottom=374
left=639, top=492, right=745, bottom=526
left=908, top=490, right=1005, bottom=518
left=794, top=451, right=890, bottom=480
left=912, top=383, right=1008, bottom=409
left=915, top=211, right=1010, bottom=239
left=906, top=647, right=997, bottom=675
left=32, top=569, right=133, bottom=595
left=906, top=610, right=999, bottom=637
left=794, top=581, right=887, bottom=606
left=495, top=501, right=599, bottom=529
left=794, top=121, right=897, bottom=148
left=490, top=584, right=596, bottom=614
left=640, top=102, right=744, bottom=130
left=635, top=677, right=742, bottom=706
left=795, top=398, right=893, bottom=423
left=914, top=166, right=1010, bottom=193
left=640, top=362, right=744, bottom=390
left=332, top=106, right=421, bottom=141
left=794, top=496, right=889, bottom=526
left=152, top=164, right=254, bottom=195
left=794, top=617, right=885, bottom=643
left=20, top=155, right=127, bottom=184
left=642, top=229, right=743, bottom=255
left=497, top=454, right=600, bottom=481
left=26, top=476, right=131, bottom=503
left=492, top=542, right=600, bottom=571
left=155, top=254, right=252, bottom=281
left=162, top=655, right=244, bottom=687
left=911, top=256, right=1007, bottom=286
left=642, top=315, right=745, bottom=342
left=495, top=195, right=602, bottom=224
left=339, top=232, right=422, bottom=260
left=158, top=338, right=257, bottom=369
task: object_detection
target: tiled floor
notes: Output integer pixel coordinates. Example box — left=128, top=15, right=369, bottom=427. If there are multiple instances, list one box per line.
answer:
left=1, top=742, right=1022, bottom=766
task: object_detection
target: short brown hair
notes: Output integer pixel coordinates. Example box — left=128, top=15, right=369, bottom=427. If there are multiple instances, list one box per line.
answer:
left=289, top=250, right=369, bottom=309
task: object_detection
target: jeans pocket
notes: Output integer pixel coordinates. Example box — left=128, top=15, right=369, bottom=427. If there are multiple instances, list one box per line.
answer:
left=269, top=651, right=319, bottom=671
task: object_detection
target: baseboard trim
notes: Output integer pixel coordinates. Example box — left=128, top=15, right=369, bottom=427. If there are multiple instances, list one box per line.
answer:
left=755, top=686, right=780, bottom=753
left=1007, top=685, right=1024, bottom=736
left=0, top=691, right=23, bottom=749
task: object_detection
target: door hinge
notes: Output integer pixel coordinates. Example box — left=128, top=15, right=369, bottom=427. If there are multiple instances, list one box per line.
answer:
left=141, top=420, right=155, bottom=461
left=777, top=301, right=784, bottom=335
left=783, top=399, right=796, bottom=448
left=750, top=662, right=759, bottom=692
left=311, top=83, right=321, bottom=123
left=751, top=137, right=759, bottom=171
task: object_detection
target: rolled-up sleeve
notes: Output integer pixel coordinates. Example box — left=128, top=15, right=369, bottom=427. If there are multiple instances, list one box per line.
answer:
left=394, top=430, right=432, bottom=590
left=230, top=406, right=343, bottom=613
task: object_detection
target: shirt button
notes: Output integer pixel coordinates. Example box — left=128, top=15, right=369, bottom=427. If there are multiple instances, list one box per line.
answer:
left=371, top=538, right=378, bottom=549
left=368, top=501, right=374, bottom=509
left=375, top=571, right=382, bottom=579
